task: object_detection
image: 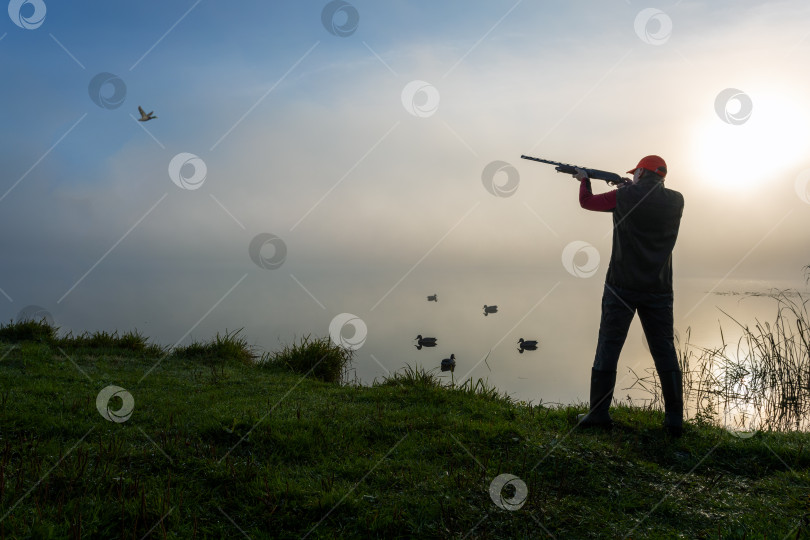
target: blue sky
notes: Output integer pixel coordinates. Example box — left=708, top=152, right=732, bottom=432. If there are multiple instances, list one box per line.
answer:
left=2, top=0, right=810, bottom=381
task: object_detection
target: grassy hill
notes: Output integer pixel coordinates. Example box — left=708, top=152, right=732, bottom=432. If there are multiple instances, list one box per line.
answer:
left=0, top=321, right=808, bottom=538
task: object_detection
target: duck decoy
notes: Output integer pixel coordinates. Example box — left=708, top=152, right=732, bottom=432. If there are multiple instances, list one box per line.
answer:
left=138, top=106, right=157, bottom=122
left=483, top=305, right=498, bottom=316
left=518, top=338, right=539, bottom=353
left=427, top=294, right=438, bottom=302
left=441, top=353, right=456, bottom=372
left=414, top=335, right=438, bottom=350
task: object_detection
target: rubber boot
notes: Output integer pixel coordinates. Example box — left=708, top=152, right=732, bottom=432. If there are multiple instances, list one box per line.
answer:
left=658, top=369, right=683, bottom=437
left=577, top=368, right=617, bottom=428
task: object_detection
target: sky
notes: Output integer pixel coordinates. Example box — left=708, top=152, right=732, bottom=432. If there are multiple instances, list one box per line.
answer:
left=2, top=0, right=810, bottom=400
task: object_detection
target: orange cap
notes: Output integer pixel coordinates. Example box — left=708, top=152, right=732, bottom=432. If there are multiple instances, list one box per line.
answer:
left=627, top=155, right=667, bottom=177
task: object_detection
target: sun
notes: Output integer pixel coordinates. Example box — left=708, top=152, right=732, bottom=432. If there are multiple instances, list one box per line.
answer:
left=693, top=91, right=810, bottom=190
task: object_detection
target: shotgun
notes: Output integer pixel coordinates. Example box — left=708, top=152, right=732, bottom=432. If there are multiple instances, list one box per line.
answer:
left=520, top=155, right=631, bottom=187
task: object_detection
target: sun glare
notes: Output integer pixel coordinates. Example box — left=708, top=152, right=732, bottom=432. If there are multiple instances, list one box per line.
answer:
left=693, top=92, right=810, bottom=190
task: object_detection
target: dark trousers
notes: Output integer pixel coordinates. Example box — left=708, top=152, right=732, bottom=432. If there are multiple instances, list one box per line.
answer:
left=593, top=283, right=679, bottom=373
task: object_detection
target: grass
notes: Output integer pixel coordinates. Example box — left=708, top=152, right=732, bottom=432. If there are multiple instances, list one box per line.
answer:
left=0, top=318, right=58, bottom=343
left=0, top=321, right=809, bottom=538
left=258, top=334, right=353, bottom=384
left=0, top=318, right=164, bottom=356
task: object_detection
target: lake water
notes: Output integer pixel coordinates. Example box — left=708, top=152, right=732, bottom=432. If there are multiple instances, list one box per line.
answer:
left=24, top=268, right=807, bottom=421
left=235, top=271, right=807, bottom=410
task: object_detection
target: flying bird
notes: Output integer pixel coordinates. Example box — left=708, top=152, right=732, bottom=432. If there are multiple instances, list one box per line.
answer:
left=137, top=106, right=157, bottom=122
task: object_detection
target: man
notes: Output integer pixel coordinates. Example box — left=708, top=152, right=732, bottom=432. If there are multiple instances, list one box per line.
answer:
left=574, top=155, right=685, bottom=437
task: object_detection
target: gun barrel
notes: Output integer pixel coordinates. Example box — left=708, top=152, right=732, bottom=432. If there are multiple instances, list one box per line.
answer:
left=520, top=155, right=563, bottom=166
left=520, top=154, right=629, bottom=186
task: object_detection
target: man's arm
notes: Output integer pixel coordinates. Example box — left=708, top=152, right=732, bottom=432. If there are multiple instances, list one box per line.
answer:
left=575, top=167, right=617, bottom=212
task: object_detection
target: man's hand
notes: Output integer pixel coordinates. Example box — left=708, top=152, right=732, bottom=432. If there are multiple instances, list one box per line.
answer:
left=574, top=167, right=589, bottom=181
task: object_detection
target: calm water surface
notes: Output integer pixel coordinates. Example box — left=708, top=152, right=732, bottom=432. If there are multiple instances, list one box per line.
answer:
left=37, top=269, right=806, bottom=414
left=243, top=271, right=807, bottom=408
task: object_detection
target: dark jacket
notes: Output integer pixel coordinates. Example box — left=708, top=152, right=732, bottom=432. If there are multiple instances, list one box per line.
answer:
left=606, top=176, right=684, bottom=293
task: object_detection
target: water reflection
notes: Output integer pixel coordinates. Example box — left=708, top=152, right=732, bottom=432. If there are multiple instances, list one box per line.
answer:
left=414, top=335, right=437, bottom=350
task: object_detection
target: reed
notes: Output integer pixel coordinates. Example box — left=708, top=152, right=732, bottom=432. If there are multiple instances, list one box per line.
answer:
left=632, top=289, right=810, bottom=432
